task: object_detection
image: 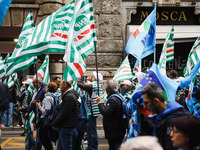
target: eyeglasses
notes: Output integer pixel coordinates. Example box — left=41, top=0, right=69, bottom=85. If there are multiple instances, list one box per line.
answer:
left=172, top=129, right=180, bottom=134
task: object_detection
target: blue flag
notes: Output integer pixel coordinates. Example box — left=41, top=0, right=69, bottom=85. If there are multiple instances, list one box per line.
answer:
left=126, top=3, right=156, bottom=69
left=179, top=60, right=200, bottom=89
left=0, top=0, right=13, bottom=26
left=131, top=63, right=179, bottom=106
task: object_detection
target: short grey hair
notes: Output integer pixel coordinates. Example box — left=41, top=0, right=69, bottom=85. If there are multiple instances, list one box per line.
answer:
left=105, top=79, right=118, bottom=94
left=33, top=76, right=43, bottom=83
left=120, top=136, right=163, bottom=150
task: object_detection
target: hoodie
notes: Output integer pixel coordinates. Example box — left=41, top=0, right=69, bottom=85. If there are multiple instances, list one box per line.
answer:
left=141, top=101, right=189, bottom=150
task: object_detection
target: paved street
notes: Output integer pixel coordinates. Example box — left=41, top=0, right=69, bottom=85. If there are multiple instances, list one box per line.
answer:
left=0, top=116, right=109, bottom=150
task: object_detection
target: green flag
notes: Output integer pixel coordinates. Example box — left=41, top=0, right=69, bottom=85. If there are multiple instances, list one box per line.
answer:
left=63, top=0, right=96, bottom=81
left=158, top=25, right=174, bottom=76
left=113, top=56, right=134, bottom=82
left=6, top=10, right=36, bottom=76
left=7, top=1, right=75, bottom=63
left=184, top=36, right=200, bottom=76
left=0, top=54, right=6, bottom=79
left=27, top=55, right=50, bottom=96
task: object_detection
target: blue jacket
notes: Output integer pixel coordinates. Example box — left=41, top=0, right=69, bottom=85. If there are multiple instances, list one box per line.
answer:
left=141, top=101, right=189, bottom=150
left=26, top=82, right=47, bottom=114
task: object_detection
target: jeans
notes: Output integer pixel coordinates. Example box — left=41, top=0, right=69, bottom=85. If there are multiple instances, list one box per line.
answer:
left=36, top=128, right=42, bottom=150
left=57, top=127, right=76, bottom=150
left=73, top=119, right=87, bottom=150
left=39, top=121, right=53, bottom=150
left=25, top=132, right=35, bottom=150
left=86, top=116, right=98, bottom=150
left=0, top=110, right=6, bottom=126
left=3, top=102, right=13, bottom=127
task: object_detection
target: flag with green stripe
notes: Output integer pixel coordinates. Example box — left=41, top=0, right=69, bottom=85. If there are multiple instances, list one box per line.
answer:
left=158, top=25, right=174, bottom=76
left=6, top=10, right=36, bottom=76
left=113, top=56, right=134, bottom=82
left=27, top=55, right=50, bottom=96
left=63, top=0, right=96, bottom=81
left=72, top=78, right=80, bottom=93
left=7, top=1, right=75, bottom=63
left=1, top=54, right=18, bottom=88
left=184, top=36, right=200, bottom=76
left=0, top=54, right=6, bottom=79
left=7, top=73, right=18, bottom=88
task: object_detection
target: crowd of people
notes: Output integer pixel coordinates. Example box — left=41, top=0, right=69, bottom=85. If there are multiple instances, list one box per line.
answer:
left=0, top=69, right=200, bottom=150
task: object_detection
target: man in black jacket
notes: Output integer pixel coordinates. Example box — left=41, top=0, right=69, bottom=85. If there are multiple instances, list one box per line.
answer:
left=138, top=83, right=189, bottom=150
left=0, top=82, right=10, bottom=150
left=52, top=80, right=79, bottom=150
left=97, top=80, right=126, bottom=150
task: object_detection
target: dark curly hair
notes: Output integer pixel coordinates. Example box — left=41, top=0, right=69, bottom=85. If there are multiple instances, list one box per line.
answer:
left=172, top=115, right=200, bottom=149
left=46, top=82, right=58, bottom=93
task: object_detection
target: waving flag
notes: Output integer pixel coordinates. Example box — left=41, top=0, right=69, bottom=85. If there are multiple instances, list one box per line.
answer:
left=113, top=56, right=133, bottom=82
left=126, top=3, right=156, bottom=69
left=179, top=60, right=200, bottom=89
left=158, top=25, right=174, bottom=75
left=63, top=0, right=96, bottom=81
left=0, top=54, right=6, bottom=79
left=7, top=1, right=75, bottom=63
left=7, top=73, right=18, bottom=88
left=131, top=63, right=179, bottom=110
left=27, top=55, right=50, bottom=96
left=184, top=36, right=200, bottom=76
left=0, top=0, right=13, bottom=26
left=6, top=10, right=36, bottom=76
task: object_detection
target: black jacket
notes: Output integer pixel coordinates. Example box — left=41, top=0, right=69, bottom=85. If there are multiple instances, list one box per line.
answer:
left=141, top=101, right=189, bottom=150
left=0, top=82, right=10, bottom=111
left=52, top=89, right=79, bottom=128
left=98, top=92, right=126, bottom=139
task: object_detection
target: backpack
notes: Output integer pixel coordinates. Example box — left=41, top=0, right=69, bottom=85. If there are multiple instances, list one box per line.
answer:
left=44, top=93, right=60, bottom=144
left=108, top=94, right=132, bottom=118
left=78, top=94, right=87, bottom=120
left=108, top=94, right=132, bottom=130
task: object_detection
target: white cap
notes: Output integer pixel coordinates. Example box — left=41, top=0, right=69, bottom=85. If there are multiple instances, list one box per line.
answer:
left=175, top=76, right=184, bottom=83
left=93, top=71, right=103, bottom=82
left=122, top=80, right=132, bottom=86
left=22, top=78, right=33, bottom=85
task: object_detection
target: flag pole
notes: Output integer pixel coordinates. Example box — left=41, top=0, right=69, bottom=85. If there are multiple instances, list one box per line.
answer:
left=34, top=58, right=39, bottom=91
left=94, top=45, right=100, bottom=96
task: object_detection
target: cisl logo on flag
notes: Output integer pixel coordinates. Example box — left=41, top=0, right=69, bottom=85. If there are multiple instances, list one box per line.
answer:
left=52, top=20, right=66, bottom=30
left=74, top=15, right=89, bottom=31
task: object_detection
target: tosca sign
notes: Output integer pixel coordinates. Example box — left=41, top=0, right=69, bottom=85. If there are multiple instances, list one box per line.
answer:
left=129, top=7, right=199, bottom=25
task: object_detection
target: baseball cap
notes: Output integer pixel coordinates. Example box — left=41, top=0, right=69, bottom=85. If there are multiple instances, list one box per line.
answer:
left=121, top=80, right=132, bottom=86
left=93, top=71, right=103, bottom=82
left=22, top=78, right=33, bottom=85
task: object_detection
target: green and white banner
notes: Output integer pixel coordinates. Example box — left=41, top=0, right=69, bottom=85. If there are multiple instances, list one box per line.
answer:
left=158, top=25, right=174, bottom=76
left=7, top=1, right=75, bottom=63
left=113, top=56, right=133, bottom=82
left=27, top=55, right=50, bottom=96
left=6, top=10, right=36, bottom=76
left=63, top=0, right=96, bottom=81
left=184, top=36, right=200, bottom=76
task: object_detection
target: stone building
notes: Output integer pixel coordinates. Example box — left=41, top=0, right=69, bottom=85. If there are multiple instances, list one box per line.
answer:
left=0, top=0, right=200, bottom=81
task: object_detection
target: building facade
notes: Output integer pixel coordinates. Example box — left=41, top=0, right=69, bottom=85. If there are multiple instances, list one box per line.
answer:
left=0, top=0, right=200, bottom=80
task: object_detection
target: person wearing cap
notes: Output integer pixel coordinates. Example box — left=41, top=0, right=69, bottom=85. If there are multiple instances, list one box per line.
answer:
left=19, top=79, right=33, bottom=111
left=77, top=71, right=103, bottom=150
left=17, top=79, right=33, bottom=137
